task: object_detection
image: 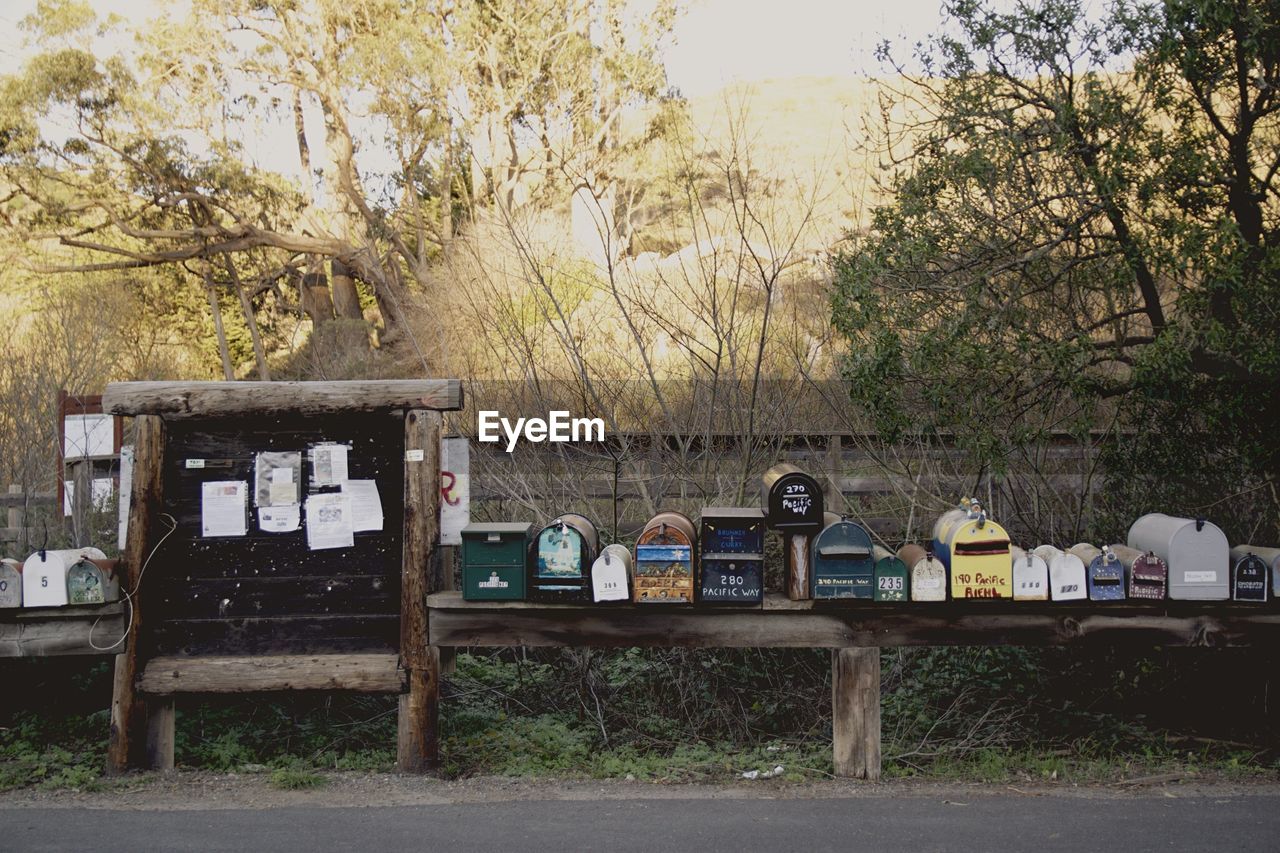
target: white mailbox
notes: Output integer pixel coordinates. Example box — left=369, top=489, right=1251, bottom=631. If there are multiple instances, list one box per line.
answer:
left=1127, top=514, right=1229, bottom=600
left=591, top=544, right=632, bottom=603
left=1034, top=545, right=1086, bottom=602
left=1010, top=546, right=1048, bottom=601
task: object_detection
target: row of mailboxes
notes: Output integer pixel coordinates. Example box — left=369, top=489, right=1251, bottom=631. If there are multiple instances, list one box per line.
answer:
left=0, top=549, right=120, bottom=609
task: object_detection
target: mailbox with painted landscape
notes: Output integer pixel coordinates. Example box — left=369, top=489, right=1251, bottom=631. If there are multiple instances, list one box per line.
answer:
left=899, top=544, right=945, bottom=602
left=1228, top=548, right=1269, bottom=603
left=1035, top=545, right=1087, bottom=602
left=462, top=522, right=533, bottom=601
left=1232, top=544, right=1279, bottom=599
left=0, top=559, right=21, bottom=609
left=1128, top=514, right=1229, bottom=600
left=1070, top=544, right=1125, bottom=602
left=761, top=463, right=825, bottom=532
left=530, top=514, right=598, bottom=603
left=1110, top=544, right=1167, bottom=600
left=698, top=508, right=764, bottom=605
left=872, top=546, right=908, bottom=601
left=1010, top=547, right=1048, bottom=601
left=932, top=502, right=1011, bottom=599
left=634, top=511, right=695, bottom=604
left=811, top=519, right=875, bottom=599
left=66, top=558, right=107, bottom=606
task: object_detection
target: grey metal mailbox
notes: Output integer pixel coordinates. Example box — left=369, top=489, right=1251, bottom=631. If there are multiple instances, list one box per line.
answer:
left=0, top=559, right=21, bottom=609
left=1127, top=514, right=1229, bottom=600
left=1010, top=546, right=1048, bottom=601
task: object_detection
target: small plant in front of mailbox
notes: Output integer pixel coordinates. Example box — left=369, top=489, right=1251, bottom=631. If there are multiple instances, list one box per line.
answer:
left=529, top=514, right=598, bottom=603
left=1036, top=545, right=1087, bottom=602
left=1128, top=514, right=1229, bottom=601
left=899, top=544, right=946, bottom=602
left=1010, top=546, right=1048, bottom=601
left=1228, top=548, right=1269, bottom=603
left=811, top=517, right=875, bottom=599
left=462, top=522, right=533, bottom=601
left=1070, top=543, right=1126, bottom=602
left=634, top=511, right=696, bottom=604
left=932, top=500, right=1012, bottom=600
left=698, top=508, right=765, bottom=606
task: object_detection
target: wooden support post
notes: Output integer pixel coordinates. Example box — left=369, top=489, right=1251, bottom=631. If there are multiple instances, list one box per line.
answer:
left=144, top=698, right=176, bottom=771
left=832, top=647, right=881, bottom=780
left=6, top=485, right=20, bottom=536
left=787, top=533, right=813, bottom=600
left=107, top=415, right=166, bottom=774
left=398, top=409, right=441, bottom=773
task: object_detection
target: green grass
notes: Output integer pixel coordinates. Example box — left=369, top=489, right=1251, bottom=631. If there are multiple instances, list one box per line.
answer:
left=268, top=766, right=328, bottom=790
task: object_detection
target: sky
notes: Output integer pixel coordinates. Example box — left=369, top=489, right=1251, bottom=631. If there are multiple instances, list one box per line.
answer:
left=0, top=0, right=956, bottom=92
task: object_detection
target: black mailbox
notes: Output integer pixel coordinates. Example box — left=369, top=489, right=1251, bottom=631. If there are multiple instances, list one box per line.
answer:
left=761, top=463, right=825, bottom=532
left=1230, top=550, right=1269, bottom=602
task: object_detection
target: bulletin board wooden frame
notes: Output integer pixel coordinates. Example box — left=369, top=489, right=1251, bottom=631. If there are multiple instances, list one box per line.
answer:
left=101, top=380, right=463, bottom=774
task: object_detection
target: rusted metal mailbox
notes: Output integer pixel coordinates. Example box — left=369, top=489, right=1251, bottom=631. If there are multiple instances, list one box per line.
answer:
left=634, top=511, right=695, bottom=604
left=872, top=545, right=908, bottom=602
left=1035, top=545, right=1086, bottom=602
left=899, top=544, right=945, bottom=602
left=1232, top=544, right=1279, bottom=602
left=1127, top=514, right=1229, bottom=600
left=592, top=543, right=632, bottom=603
left=1228, top=547, right=1269, bottom=603
left=530, top=514, right=598, bottom=603
left=698, top=508, right=764, bottom=605
left=1010, top=546, right=1048, bottom=601
left=1070, top=543, right=1126, bottom=602
left=462, top=522, right=532, bottom=601
left=1110, top=544, right=1167, bottom=600
left=811, top=518, right=875, bottom=599
left=932, top=500, right=1011, bottom=599
left=762, top=463, right=825, bottom=601
left=0, top=559, right=21, bottom=609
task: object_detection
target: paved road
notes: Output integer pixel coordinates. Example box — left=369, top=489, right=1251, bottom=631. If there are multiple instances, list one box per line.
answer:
left=2, top=795, right=1276, bottom=852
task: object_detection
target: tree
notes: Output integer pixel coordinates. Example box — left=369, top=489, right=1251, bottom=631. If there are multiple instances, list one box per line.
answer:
left=831, top=0, right=1280, bottom=538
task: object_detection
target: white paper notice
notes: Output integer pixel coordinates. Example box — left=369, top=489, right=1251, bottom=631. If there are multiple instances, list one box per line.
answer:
left=64, top=413, right=114, bottom=459
left=310, top=444, right=349, bottom=487
left=305, top=493, right=354, bottom=550
left=118, top=444, right=133, bottom=550
left=201, top=481, right=248, bottom=537
left=258, top=505, right=301, bottom=533
left=91, top=477, right=114, bottom=509
left=342, top=480, right=384, bottom=532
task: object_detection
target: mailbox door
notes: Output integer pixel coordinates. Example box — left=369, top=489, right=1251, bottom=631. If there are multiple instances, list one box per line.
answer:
left=700, top=556, right=763, bottom=604
left=66, top=560, right=106, bottom=606
left=1087, top=557, right=1126, bottom=601
left=22, top=552, right=69, bottom=607
left=947, top=520, right=1012, bottom=599
left=462, top=524, right=531, bottom=600
left=761, top=464, right=825, bottom=532
left=1231, top=554, right=1268, bottom=602
left=811, top=521, right=874, bottom=599
left=592, top=545, right=631, bottom=602
left=874, top=556, right=909, bottom=601
left=529, top=522, right=591, bottom=602
left=635, top=522, right=694, bottom=604
left=1128, top=554, right=1167, bottom=600
left=0, top=562, right=20, bottom=608
left=465, top=565, right=525, bottom=600
left=700, top=508, right=765, bottom=554
left=1012, top=554, right=1048, bottom=601
left=1049, top=554, right=1087, bottom=601
left=911, top=558, right=946, bottom=601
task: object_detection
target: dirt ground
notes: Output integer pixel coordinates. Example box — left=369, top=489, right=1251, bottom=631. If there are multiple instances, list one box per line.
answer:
left=3, top=771, right=1279, bottom=811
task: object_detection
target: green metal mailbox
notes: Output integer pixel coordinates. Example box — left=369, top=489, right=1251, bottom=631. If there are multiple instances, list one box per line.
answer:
left=462, top=522, right=533, bottom=600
